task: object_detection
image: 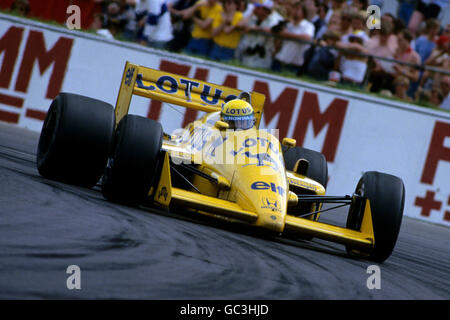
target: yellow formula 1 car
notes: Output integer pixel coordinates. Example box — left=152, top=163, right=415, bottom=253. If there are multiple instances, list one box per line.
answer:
left=36, top=62, right=405, bottom=262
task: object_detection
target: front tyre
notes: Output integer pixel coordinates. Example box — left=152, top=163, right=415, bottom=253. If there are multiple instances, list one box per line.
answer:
left=346, top=171, right=405, bottom=262
left=102, top=114, right=163, bottom=205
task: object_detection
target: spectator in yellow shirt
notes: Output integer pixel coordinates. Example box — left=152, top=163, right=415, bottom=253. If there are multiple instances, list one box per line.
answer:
left=209, top=0, right=244, bottom=61
left=182, top=0, right=222, bottom=56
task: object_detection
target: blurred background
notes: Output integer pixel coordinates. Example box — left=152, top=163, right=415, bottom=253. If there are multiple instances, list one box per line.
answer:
left=1, top=0, right=449, bottom=111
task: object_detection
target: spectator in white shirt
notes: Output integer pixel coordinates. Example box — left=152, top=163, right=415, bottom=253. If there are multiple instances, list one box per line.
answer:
left=236, top=0, right=283, bottom=69
left=138, top=0, right=174, bottom=49
left=271, top=1, right=315, bottom=74
left=91, top=12, right=115, bottom=40
left=335, top=30, right=369, bottom=85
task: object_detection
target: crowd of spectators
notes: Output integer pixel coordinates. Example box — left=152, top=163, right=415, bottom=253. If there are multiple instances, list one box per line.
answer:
left=6, top=0, right=450, bottom=110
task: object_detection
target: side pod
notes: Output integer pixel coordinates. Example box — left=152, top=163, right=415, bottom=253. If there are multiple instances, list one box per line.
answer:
left=153, top=152, right=258, bottom=223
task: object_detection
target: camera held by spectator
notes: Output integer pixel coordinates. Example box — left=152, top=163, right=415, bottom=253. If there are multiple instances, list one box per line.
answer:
left=271, top=19, right=288, bottom=34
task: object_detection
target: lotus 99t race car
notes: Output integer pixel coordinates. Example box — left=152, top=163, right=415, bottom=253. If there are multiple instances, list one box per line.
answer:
left=36, top=62, right=405, bottom=262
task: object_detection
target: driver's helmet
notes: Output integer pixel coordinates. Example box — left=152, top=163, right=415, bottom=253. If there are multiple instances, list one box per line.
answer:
left=220, top=99, right=255, bottom=130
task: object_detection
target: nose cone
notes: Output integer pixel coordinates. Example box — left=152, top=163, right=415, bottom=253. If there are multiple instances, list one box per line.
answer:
left=232, top=166, right=287, bottom=232
left=247, top=175, right=287, bottom=232
left=228, top=131, right=287, bottom=233
left=202, top=128, right=288, bottom=232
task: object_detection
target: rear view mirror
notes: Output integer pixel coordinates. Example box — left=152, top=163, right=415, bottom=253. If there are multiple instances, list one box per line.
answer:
left=282, top=137, right=296, bottom=148
left=215, top=121, right=229, bottom=130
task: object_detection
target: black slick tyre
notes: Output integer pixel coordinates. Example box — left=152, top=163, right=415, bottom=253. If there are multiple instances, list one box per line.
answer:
left=346, top=171, right=405, bottom=262
left=102, top=114, right=163, bottom=205
left=283, top=146, right=328, bottom=189
left=36, top=92, right=115, bottom=187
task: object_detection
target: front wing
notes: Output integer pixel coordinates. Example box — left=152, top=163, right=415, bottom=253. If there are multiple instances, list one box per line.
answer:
left=152, top=153, right=375, bottom=250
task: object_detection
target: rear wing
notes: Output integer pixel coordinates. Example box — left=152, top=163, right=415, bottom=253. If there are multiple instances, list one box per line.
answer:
left=114, top=61, right=266, bottom=128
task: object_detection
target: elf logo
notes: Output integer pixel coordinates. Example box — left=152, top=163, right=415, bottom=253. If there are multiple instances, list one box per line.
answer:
left=251, top=181, right=285, bottom=196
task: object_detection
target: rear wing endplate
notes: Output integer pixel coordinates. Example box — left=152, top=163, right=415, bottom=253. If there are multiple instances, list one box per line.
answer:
left=114, top=61, right=266, bottom=128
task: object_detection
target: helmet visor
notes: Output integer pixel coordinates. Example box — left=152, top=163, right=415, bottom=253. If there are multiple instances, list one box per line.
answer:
left=222, top=114, right=254, bottom=130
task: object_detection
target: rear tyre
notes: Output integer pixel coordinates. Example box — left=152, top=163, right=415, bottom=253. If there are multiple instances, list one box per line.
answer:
left=283, top=146, right=328, bottom=189
left=36, top=92, right=115, bottom=187
left=346, top=171, right=405, bottom=262
left=102, top=114, right=163, bottom=205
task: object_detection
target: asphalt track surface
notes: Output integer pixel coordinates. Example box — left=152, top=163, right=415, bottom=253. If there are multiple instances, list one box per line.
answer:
left=0, top=122, right=449, bottom=300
